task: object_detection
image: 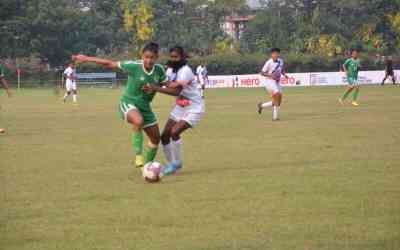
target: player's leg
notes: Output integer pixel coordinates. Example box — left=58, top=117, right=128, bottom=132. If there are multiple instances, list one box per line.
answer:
left=381, top=73, right=388, bottom=85
left=72, top=83, right=78, bottom=103
left=161, top=119, right=178, bottom=164
left=272, top=92, right=281, bottom=121
left=163, top=120, right=192, bottom=176
left=126, top=109, right=146, bottom=168
left=143, top=124, right=161, bottom=164
left=139, top=107, right=161, bottom=164
left=339, top=85, right=354, bottom=104
left=64, top=80, right=72, bottom=102
left=120, top=101, right=145, bottom=168
left=201, top=84, right=205, bottom=98
left=270, top=81, right=282, bottom=121
left=258, top=98, right=273, bottom=114
left=352, top=85, right=360, bottom=106
left=258, top=82, right=274, bottom=114
left=63, top=91, right=71, bottom=102
left=170, top=120, right=191, bottom=162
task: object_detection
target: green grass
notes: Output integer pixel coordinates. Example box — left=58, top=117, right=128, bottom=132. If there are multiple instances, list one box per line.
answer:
left=1, top=86, right=400, bottom=250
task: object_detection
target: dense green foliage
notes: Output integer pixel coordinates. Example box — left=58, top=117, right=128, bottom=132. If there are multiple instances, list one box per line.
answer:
left=1, top=0, right=399, bottom=72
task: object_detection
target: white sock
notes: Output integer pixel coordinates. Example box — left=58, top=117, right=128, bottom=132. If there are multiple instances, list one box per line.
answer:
left=73, top=94, right=77, bottom=103
left=63, top=93, right=68, bottom=100
left=261, top=101, right=273, bottom=108
left=171, top=139, right=182, bottom=162
left=163, top=143, right=174, bottom=163
left=273, top=106, right=280, bottom=120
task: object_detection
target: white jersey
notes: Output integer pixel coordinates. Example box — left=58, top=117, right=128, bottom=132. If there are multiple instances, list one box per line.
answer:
left=196, top=65, right=208, bottom=77
left=64, top=67, right=76, bottom=82
left=262, top=58, right=284, bottom=82
left=167, top=65, right=204, bottom=112
left=196, top=65, right=208, bottom=86
left=64, top=67, right=77, bottom=91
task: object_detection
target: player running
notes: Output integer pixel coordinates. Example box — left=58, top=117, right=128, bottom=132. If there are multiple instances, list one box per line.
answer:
left=0, top=61, right=12, bottom=134
left=72, top=42, right=179, bottom=169
left=339, top=49, right=361, bottom=106
left=143, top=46, right=205, bottom=176
left=63, top=62, right=78, bottom=103
left=257, top=48, right=289, bottom=121
left=381, top=57, right=396, bottom=85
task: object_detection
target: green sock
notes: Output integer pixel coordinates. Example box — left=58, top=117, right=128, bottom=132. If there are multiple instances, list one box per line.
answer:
left=145, top=146, right=158, bottom=163
left=353, top=88, right=359, bottom=101
left=342, top=88, right=352, bottom=100
left=132, top=130, right=144, bottom=155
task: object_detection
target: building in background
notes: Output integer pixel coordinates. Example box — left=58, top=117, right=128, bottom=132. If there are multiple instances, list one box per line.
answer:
left=222, top=15, right=255, bottom=40
left=221, top=0, right=262, bottom=40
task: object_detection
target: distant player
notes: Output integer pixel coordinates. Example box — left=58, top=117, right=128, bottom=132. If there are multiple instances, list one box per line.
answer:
left=257, top=48, right=289, bottom=121
left=339, top=49, right=361, bottom=106
left=0, top=61, right=12, bottom=134
left=381, top=57, right=396, bottom=85
left=63, top=62, right=78, bottom=103
left=143, top=46, right=205, bottom=175
left=72, top=42, right=180, bottom=169
left=196, top=63, right=207, bottom=98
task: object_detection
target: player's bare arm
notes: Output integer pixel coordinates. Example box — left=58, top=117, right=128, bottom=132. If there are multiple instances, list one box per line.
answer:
left=342, top=64, right=348, bottom=74
left=72, top=55, right=118, bottom=69
left=167, top=80, right=191, bottom=88
left=281, top=68, right=290, bottom=79
left=261, top=71, right=272, bottom=78
left=143, top=83, right=182, bottom=97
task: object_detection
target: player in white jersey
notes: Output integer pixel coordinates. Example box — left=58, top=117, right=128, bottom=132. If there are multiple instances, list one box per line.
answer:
left=143, top=46, right=205, bottom=175
left=196, top=63, right=208, bottom=98
left=258, top=48, right=289, bottom=121
left=63, top=63, right=78, bottom=103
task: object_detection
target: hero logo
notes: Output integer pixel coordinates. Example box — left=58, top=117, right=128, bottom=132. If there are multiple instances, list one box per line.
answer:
left=280, top=77, right=296, bottom=85
left=240, top=78, right=260, bottom=87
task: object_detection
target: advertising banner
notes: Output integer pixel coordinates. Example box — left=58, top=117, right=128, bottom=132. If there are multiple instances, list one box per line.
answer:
left=207, top=71, right=391, bottom=88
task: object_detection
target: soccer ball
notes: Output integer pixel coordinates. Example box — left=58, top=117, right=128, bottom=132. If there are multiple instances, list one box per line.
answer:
left=142, top=161, right=163, bottom=183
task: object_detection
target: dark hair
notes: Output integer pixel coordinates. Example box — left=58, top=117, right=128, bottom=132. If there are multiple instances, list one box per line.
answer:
left=170, top=46, right=187, bottom=59
left=350, top=48, right=360, bottom=53
left=271, top=47, right=281, bottom=53
left=167, top=45, right=188, bottom=73
left=142, top=42, right=159, bottom=54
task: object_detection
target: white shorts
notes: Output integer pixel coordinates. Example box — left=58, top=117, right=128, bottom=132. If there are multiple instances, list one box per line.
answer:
left=170, top=105, right=205, bottom=127
left=66, top=80, right=77, bottom=92
left=264, top=79, right=282, bottom=94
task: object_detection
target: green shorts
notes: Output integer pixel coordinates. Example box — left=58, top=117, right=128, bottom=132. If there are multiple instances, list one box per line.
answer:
left=348, top=77, right=359, bottom=86
left=118, top=100, right=157, bottom=128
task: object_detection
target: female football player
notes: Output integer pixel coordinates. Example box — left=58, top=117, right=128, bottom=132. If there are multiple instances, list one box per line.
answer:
left=73, top=42, right=180, bottom=169
left=143, top=46, right=205, bottom=175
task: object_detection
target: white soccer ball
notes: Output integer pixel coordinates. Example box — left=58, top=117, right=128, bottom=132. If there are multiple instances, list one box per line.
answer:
left=142, top=161, right=163, bottom=183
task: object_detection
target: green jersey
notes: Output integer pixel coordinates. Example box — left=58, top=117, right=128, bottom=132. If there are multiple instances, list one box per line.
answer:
left=118, top=60, right=167, bottom=109
left=343, top=58, right=360, bottom=80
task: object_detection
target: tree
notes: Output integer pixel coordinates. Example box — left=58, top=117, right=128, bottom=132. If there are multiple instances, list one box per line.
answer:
left=120, top=0, right=154, bottom=53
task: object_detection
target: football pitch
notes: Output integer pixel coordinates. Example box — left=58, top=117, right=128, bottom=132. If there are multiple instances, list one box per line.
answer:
left=1, top=86, right=400, bottom=250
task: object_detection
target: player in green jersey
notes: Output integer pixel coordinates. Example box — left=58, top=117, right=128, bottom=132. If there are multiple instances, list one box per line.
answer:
left=339, top=48, right=361, bottom=106
left=72, top=42, right=181, bottom=169
left=0, top=61, right=12, bottom=134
